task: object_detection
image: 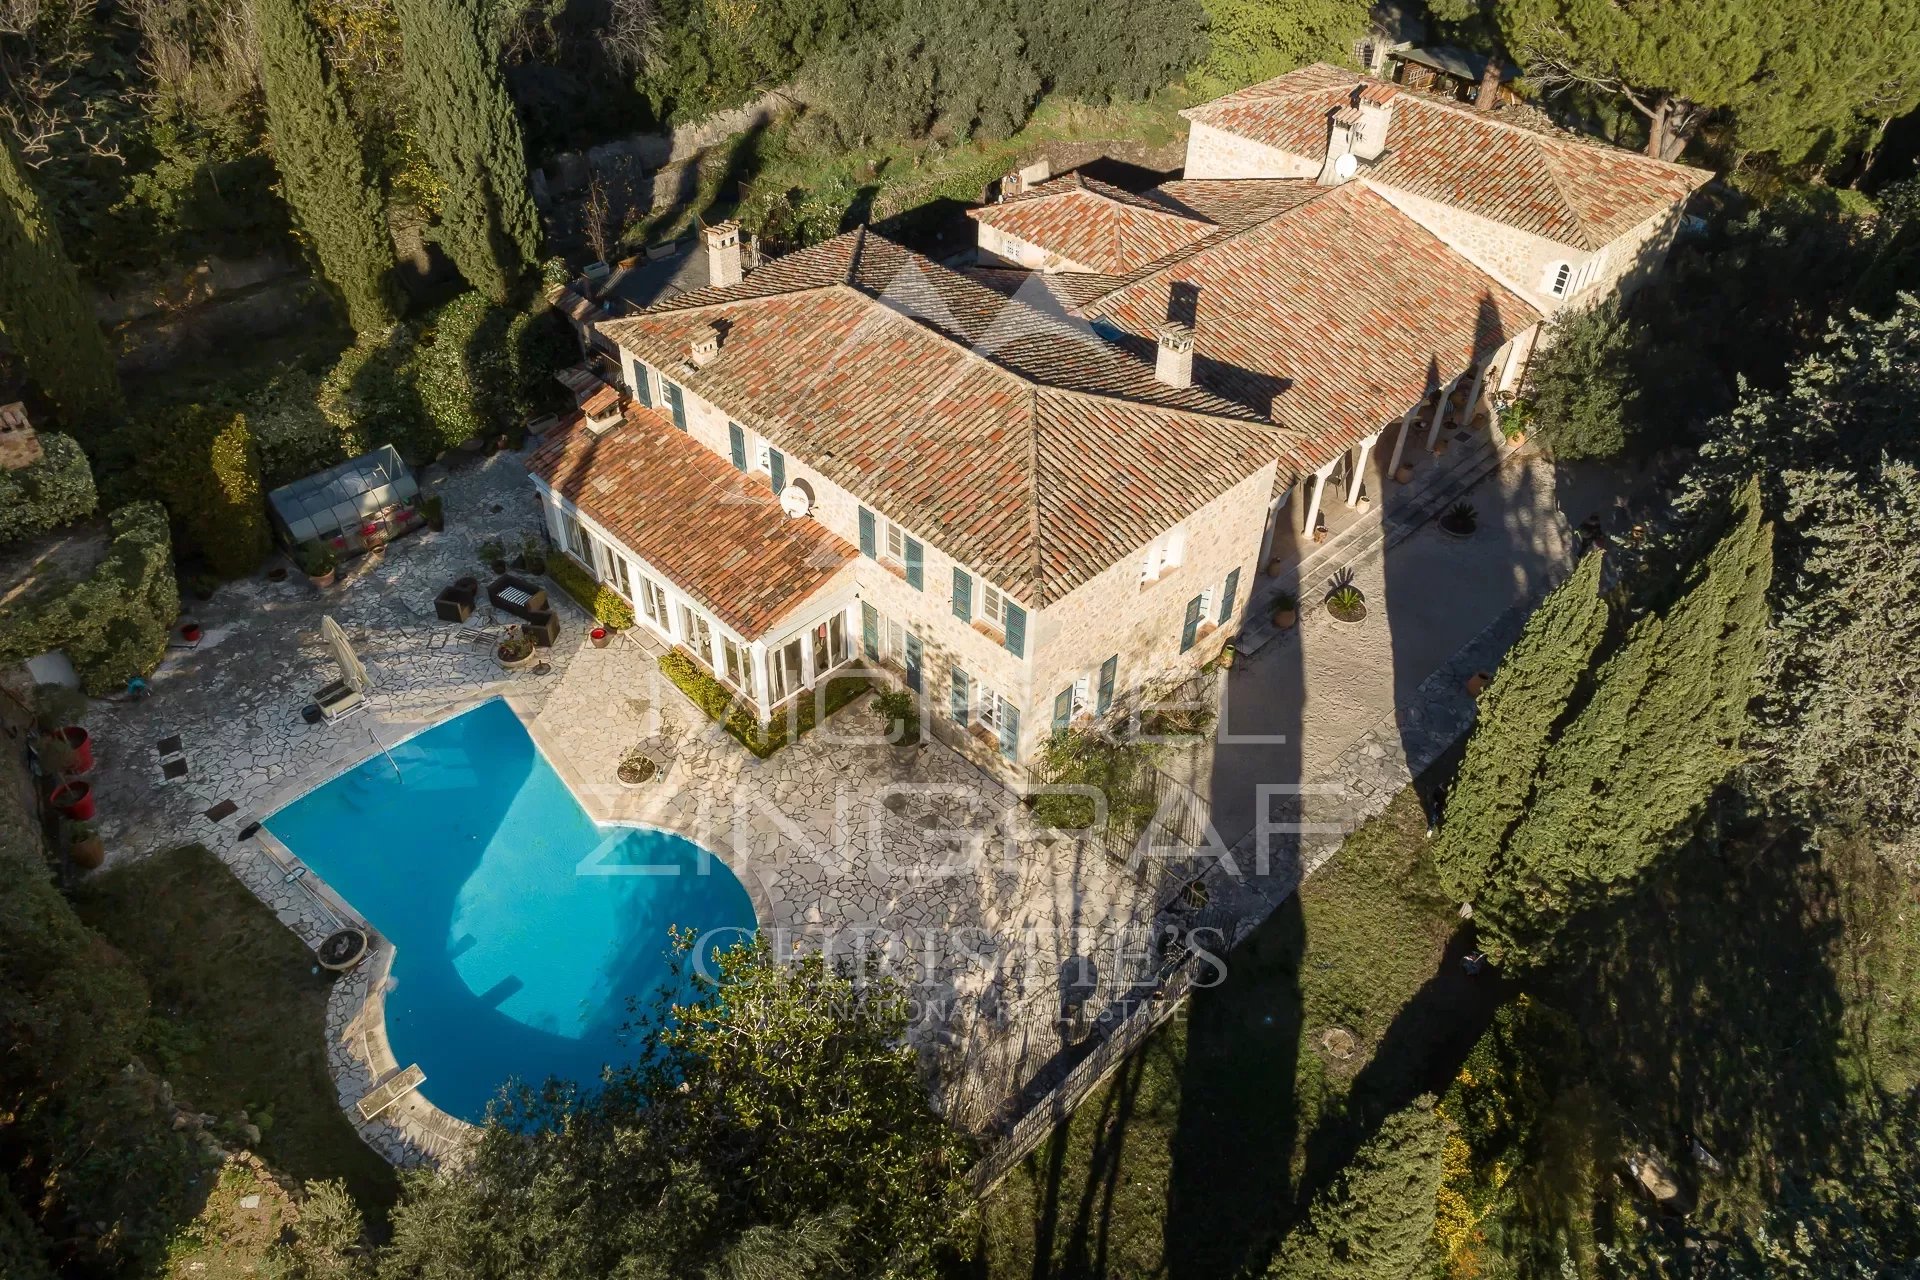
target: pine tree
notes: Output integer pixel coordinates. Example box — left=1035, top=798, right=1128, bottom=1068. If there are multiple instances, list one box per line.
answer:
left=254, top=0, right=399, bottom=336
left=1434, top=550, right=1609, bottom=904
left=1268, top=1096, right=1448, bottom=1279
left=391, top=0, right=541, bottom=303
left=1478, top=480, right=1774, bottom=964
left=0, top=132, right=123, bottom=429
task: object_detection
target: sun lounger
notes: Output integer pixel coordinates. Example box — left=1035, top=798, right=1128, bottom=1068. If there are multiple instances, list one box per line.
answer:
left=314, top=678, right=364, bottom=722
left=356, top=1063, right=425, bottom=1122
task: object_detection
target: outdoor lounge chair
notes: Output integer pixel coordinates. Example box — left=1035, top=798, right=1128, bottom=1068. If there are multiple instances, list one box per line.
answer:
left=314, top=678, right=364, bottom=722
left=487, top=573, right=549, bottom=622
left=434, top=580, right=477, bottom=623
left=522, top=609, right=561, bottom=647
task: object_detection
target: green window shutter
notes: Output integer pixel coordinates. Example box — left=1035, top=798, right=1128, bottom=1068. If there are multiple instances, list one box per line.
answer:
left=1052, top=687, right=1073, bottom=730
left=1097, top=655, right=1117, bottom=713
left=728, top=422, right=746, bottom=471
left=904, top=536, right=924, bottom=589
left=999, top=702, right=1020, bottom=760
left=952, top=567, right=973, bottom=621
left=861, top=601, right=878, bottom=658
left=633, top=363, right=653, bottom=408
left=904, top=633, right=922, bottom=692
left=1180, top=594, right=1204, bottom=651
left=1003, top=602, right=1026, bottom=657
left=950, top=666, right=970, bottom=726
left=665, top=382, right=687, bottom=429
left=858, top=507, right=876, bottom=558
left=769, top=449, right=786, bottom=494
left=1219, top=568, right=1240, bottom=624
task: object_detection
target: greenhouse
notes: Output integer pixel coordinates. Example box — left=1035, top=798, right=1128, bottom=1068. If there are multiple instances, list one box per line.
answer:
left=267, top=444, right=423, bottom=553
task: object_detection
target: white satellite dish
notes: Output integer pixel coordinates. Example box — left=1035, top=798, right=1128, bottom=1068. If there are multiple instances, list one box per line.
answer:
left=779, top=482, right=812, bottom=518
left=1334, top=151, right=1359, bottom=181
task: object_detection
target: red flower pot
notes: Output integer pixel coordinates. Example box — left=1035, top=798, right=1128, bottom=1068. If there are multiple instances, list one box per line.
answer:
left=180, top=622, right=203, bottom=644
left=51, top=779, right=95, bottom=821
left=58, top=726, right=93, bottom=774
left=590, top=627, right=610, bottom=648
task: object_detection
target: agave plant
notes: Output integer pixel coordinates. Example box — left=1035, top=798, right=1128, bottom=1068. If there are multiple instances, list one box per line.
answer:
left=1327, top=585, right=1365, bottom=615
left=1442, top=501, right=1479, bottom=534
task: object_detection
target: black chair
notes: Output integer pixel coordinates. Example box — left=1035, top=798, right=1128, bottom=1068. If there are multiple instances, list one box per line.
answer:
left=522, top=610, right=561, bottom=647
left=434, top=581, right=477, bottom=623
left=487, top=574, right=550, bottom=623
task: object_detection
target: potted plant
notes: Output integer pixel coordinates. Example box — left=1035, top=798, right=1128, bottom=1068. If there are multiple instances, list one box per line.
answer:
left=519, top=536, right=547, bottom=576
left=422, top=494, right=445, bottom=532
left=1497, top=394, right=1532, bottom=448
left=1271, top=591, right=1298, bottom=630
left=617, top=747, right=658, bottom=787
left=1266, top=556, right=1285, bottom=577
left=50, top=778, right=94, bottom=821
left=66, top=820, right=105, bottom=871
left=479, top=539, right=507, bottom=574
left=1439, top=501, right=1479, bottom=539
left=298, top=540, right=337, bottom=588
left=37, top=732, right=77, bottom=777
left=361, top=520, right=388, bottom=551
left=319, top=926, right=371, bottom=972
left=1326, top=584, right=1367, bottom=624
left=590, top=625, right=610, bottom=649
left=179, top=621, right=203, bottom=645
left=1465, top=670, right=1494, bottom=696
left=496, top=626, right=537, bottom=671
left=873, top=688, right=918, bottom=746
left=1394, top=461, right=1415, bottom=484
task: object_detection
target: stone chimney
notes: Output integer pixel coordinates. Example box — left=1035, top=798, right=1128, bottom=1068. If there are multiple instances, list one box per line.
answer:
left=704, top=220, right=743, bottom=289
left=690, top=321, right=722, bottom=368
left=1155, top=321, right=1195, bottom=389
left=1000, top=169, right=1024, bottom=201
left=1476, top=58, right=1503, bottom=112
left=1352, top=83, right=1396, bottom=159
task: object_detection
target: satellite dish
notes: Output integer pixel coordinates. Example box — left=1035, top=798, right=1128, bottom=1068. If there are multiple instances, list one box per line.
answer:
left=1334, top=152, right=1359, bottom=181
left=779, top=481, right=813, bottom=518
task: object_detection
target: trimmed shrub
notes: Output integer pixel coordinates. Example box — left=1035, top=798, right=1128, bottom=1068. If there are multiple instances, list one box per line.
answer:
left=0, top=433, right=97, bottom=546
left=548, top=552, right=636, bottom=629
left=114, top=406, right=272, bottom=579
left=318, top=327, right=428, bottom=461
left=410, top=291, right=508, bottom=454
left=243, top=366, right=353, bottom=488
left=659, top=647, right=870, bottom=758
left=0, top=502, right=179, bottom=695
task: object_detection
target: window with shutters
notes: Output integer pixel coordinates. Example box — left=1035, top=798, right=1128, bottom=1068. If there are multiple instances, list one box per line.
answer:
left=1097, top=655, right=1118, bottom=714
left=1218, top=567, right=1240, bottom=624
left=981, top=582, right=1008, bottom=627
left=885, top=522, right=906, bottom=561
left=728, top=422, right=747, bottom=471
left=1139, top=526, right=1186, bottom=583
left=663, top=380, right=688, bottom=429
left=632, top=361, right=654, bottom=408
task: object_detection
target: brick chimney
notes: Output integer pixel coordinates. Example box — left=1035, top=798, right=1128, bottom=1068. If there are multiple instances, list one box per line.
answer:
left=1155, top=321, right=1194, bottom=389
left=705, top=220, right=743, bottom=289
left=1476, top=58, right=1503, bottom=112
left=690, top=321, right=722, bottom=368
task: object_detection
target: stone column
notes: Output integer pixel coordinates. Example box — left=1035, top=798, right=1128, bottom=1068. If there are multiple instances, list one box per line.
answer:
left=1424, top=375, right=1460, bottom=451
left=1384, top=402, right=1422, bottom=480
left=1499, top=324, right=1539, bottom=393
left=1301, top=459, right=1337, bottom=533
left=750, top=641, right=771, bottom=716
left=1345, top=430, right=1381, bottom=505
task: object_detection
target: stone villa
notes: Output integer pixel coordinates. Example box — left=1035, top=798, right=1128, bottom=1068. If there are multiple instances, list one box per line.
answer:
left=537, top=63, right=1708, bottom=779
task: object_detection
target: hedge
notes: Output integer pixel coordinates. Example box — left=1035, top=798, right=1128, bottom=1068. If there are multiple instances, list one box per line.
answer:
left=0, top=501, right=179, bottom=695
left=659, top=646, right=870, bottom=758
left=0, top=432, right=97, bottom=546
left=548, top=552, right=636, bottom=628
left=318, top=326, right=428, bottom=462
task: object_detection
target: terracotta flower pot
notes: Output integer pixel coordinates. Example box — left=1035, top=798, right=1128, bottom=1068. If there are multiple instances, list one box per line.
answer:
left=308, top=569, right=336, bottom=589
left=51, top=780, right=95, bottom=821
left=590, top=627, right=610, bottom=648
left=1432, top=439, right=1450, bottom=457
left=1466, top=671, right=1493, bottom=697
left=69, top=835, right=105, bottom=870
left=1272, top=608, right=1298, bottom=630
left=58, top=726, right=93, bottom=774
left=1395, top=463, right=1415, bottom=483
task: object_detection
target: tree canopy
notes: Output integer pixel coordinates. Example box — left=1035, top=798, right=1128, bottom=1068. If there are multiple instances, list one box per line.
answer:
left=1496, top=0, right=1920, bottom=163
left=376, top=934, right=973, bottom=1280
left=1267, top=1096, right=1449, bottom=1278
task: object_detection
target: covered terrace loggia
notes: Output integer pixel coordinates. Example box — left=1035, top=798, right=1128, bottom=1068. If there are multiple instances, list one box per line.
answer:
left=525, top=402, right=863, bottom=722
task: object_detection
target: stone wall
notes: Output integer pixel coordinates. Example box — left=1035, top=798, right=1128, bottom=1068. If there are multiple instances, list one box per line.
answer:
left=1182, top=122, right=1320, bottom=181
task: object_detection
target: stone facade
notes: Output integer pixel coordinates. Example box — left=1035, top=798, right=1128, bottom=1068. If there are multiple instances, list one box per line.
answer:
left=1183, top=122, right=1320, bottom=180
left=976, top=225, right=1098, bottom=274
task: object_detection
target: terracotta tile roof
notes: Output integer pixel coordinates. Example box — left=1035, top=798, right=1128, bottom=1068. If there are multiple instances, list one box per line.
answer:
left=1182, top=63, right=1709, bottom=249
left=596, top=231, right=1302, bottom=605
left=525, top=406, right=857, bottom=638
left=1088, top=182, right=1543, bottom=453
left=969, top=174, right=1215, bottom=273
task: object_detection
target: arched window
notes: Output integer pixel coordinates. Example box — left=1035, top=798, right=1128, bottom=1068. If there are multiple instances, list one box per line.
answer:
left=1545, top=261, right=1573, bottom=297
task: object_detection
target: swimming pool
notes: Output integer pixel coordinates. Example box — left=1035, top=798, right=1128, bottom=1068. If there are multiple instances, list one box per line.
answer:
left=265, top=697, right=756, bottom=1122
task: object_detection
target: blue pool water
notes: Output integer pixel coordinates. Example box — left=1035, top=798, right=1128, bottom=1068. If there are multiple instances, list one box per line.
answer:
left=265, top=697, right=756, bottom=1122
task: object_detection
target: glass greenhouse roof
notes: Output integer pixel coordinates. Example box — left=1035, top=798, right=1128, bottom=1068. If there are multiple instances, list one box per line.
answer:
left=267, top=444, right=418, bottom=544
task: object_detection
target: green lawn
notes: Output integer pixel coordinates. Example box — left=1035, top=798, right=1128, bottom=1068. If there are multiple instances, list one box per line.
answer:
left=969, top=785, right=1498, bottom=1280
left=74, top=844, right=399, bottom=1225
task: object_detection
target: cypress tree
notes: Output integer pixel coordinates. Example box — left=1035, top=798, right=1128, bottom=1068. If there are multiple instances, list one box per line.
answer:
left=1434, top=550, right=1609, bottom=904
left=1478, top=480, right=1774, bottom=964
left=391, top=0, right=541, bottom=303
left=0, top=132, right=123, bottom=429
left=254, top=0, right=399, bottom=336
left=1268, top=1096, right=1448, bottom=1279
